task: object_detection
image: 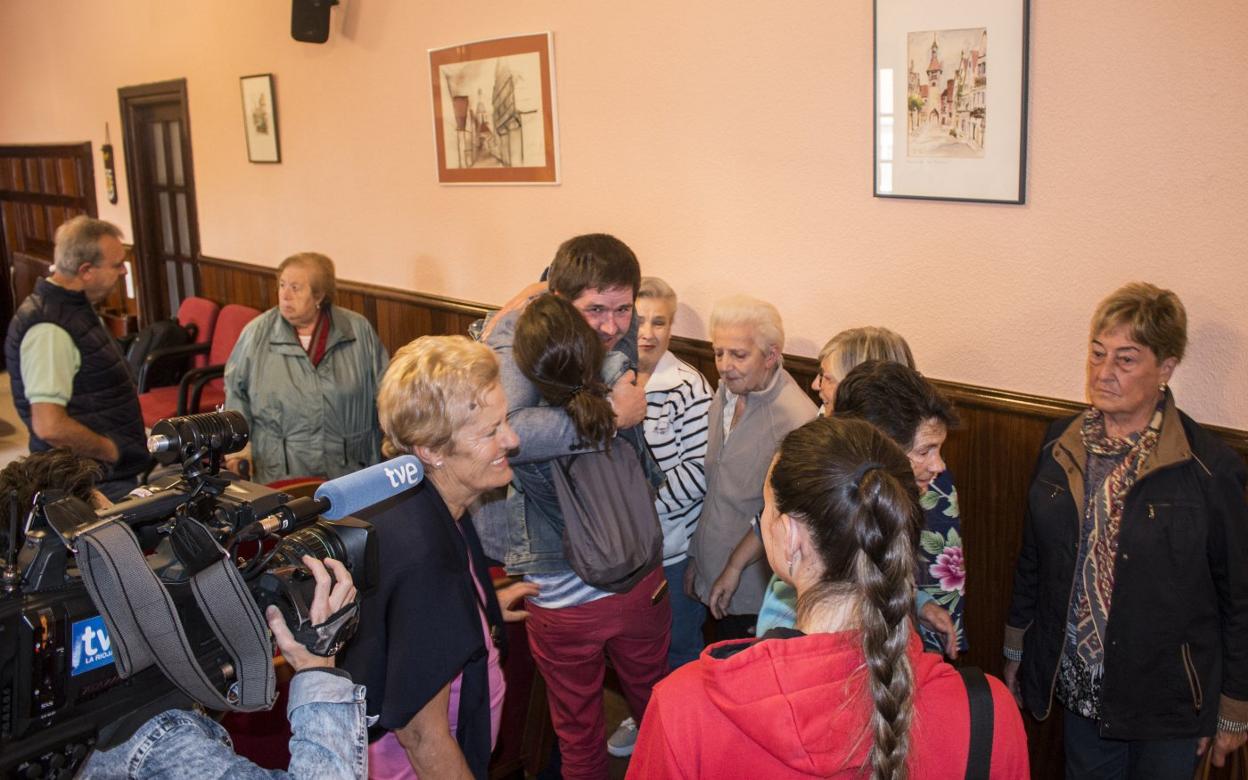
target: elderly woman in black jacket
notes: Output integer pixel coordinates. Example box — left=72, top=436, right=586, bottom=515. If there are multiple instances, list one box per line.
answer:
left=1004, top=282, right=1248, bottom=775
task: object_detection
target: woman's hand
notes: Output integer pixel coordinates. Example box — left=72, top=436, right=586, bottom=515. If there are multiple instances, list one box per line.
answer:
left=917, top=601, right=959, bottom=659
left=481, top=281, right=549, bottom=341
left=267, top=556, right=357, bottom=672
left=1198, top=730, right=1248, bottom=768
left=496, top=581, right=539, bottom=622
left=1002, top=659, right=1024, bottom=708
left=708, top=564, right=742, bottom=620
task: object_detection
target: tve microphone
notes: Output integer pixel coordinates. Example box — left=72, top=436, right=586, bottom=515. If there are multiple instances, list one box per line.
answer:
left=314, top=455, right=424, bottom=520
left=242, top=455, right=426, bottom=541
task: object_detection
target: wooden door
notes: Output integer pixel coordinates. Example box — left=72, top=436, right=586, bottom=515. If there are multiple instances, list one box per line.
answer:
left=0, top=144, right=109, bottom=368
left=119, top=79, right=201, bottom=326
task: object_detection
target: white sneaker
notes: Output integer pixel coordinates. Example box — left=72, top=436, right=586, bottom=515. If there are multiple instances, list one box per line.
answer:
left=607, top=716, right=639, bottom=757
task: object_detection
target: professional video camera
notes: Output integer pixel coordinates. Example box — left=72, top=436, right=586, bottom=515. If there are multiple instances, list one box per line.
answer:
left=0, top=411, right=394, bottom=778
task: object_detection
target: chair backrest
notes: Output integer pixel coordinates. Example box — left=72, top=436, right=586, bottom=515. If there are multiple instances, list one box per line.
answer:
left=176, top=297, right=220, bottom=369
left=209, top=304, right=262, bottom=366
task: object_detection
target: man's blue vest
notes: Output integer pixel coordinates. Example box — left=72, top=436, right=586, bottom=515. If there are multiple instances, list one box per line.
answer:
left=5, top=278, right=149, bottom=481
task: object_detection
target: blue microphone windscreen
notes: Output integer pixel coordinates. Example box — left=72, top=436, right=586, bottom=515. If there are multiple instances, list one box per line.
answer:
left=314, top=455, right=424, bottom=519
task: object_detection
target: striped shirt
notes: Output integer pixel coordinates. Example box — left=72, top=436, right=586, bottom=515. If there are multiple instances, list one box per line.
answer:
left=644, top=351, right=713, bottom=565
left=524, top=569, right=614, bottom=609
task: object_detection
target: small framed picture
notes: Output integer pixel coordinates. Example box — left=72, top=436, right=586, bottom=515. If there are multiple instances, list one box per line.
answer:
left=240, top=74, right=281, bottom=164
left=429, top=32, right=560, bottom=185
left=874, top=0, right=1030, bottom=203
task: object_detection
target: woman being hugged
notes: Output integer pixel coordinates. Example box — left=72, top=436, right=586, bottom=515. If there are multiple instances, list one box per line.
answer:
left=1004, top=282, right=1248, bottom=774
left=630, top=417, right=1027, bottom=778
left=511, top=294, right=671, bottom=779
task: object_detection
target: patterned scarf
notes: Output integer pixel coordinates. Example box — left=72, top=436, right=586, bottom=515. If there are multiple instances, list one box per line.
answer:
left=1073, top=401, right=1164, bottom=670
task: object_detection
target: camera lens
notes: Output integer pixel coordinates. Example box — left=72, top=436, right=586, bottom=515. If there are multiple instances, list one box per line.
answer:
left=269, top=524, right=346, bottom=567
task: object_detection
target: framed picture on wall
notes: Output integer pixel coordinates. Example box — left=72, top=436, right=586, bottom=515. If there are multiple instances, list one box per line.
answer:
left=873, top=0, right=1029, bottom=203
left=429, top=32, right=560, bottom=185
left=240, top=73, right=280, bottom=163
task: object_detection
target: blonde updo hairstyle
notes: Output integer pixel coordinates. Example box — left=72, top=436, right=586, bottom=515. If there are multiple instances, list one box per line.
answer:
left=377, top=336, right=500, bottom=460
left=818, top=327, right=916, bottom=385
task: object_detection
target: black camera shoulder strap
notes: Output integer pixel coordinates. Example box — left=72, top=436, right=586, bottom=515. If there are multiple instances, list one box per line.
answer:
left=76, top=517, right=276, bottom=712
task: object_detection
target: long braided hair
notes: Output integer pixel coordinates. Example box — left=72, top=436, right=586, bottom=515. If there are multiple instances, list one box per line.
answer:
left=513, top=294, right=616, bottom=448
left=770, top=417, right=922, bottom=779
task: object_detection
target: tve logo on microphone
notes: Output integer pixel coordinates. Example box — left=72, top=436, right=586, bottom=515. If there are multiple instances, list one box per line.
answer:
left=384, top=460, right=422, bottom=488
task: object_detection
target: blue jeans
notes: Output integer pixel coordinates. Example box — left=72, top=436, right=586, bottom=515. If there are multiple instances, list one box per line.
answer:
left=1063, top=709, right=1200, bottom=779
left=82, top=669, right=371, bottom=778
left=664, top=558, right=706, bottom=670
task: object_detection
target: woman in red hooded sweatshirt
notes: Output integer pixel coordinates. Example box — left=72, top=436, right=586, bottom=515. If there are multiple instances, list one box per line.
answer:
left=628, top=416, right=1029, bottom=779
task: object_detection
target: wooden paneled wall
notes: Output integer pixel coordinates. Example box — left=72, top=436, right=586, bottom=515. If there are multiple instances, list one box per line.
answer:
left=199, top=255, right=1247, bottom=779
left=0, top=144, right=101, bottom=363
left=0, top=144, right=140, bottom=339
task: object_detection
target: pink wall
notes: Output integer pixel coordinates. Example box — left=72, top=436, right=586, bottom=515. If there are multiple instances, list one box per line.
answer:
left=3, top=0, right=1247, bottom=426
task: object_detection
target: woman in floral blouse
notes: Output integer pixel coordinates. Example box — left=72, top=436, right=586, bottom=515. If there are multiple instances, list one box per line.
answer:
left=753, top=352, right=964, bottom=656
left=832, top=359, right=967, bottom=655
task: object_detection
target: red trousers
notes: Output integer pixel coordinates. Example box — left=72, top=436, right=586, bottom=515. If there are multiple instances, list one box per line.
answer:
left=526, top=568, right=671, bottom=780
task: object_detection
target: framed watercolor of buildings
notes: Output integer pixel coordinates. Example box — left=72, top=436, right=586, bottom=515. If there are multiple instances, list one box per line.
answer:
left=873, top=0, right=1029, bottom=203
left=240, top=74, right=280, bottom=164
left=429, top=32, right=560, bottom=185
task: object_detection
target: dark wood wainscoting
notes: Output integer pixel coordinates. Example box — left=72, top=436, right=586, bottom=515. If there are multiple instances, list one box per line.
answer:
left=198, top=254, right=1246, bottom=779
left=199, top=255, right=492, bottom=350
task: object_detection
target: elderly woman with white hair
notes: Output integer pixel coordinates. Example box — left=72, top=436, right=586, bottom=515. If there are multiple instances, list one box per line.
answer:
left=686, top=295, right=817, bottom=640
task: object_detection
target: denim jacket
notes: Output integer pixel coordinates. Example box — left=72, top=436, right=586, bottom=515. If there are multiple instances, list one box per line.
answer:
left=482, top=308, right=663, bottom=574
left=81, top=669, right=371, bottom=779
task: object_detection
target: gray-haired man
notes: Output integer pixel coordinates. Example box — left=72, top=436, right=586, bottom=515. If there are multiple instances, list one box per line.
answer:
left=4, top=215, right=149, bottom=499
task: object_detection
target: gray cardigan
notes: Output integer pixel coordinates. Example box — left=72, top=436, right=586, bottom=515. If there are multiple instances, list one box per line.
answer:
left=690, top=367, right=817, bottom=615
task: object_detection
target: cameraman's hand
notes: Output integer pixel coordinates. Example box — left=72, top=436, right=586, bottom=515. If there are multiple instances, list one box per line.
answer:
left=266, top=556, right=356, bottom=673
left=224, top=445, right=253, bottom=479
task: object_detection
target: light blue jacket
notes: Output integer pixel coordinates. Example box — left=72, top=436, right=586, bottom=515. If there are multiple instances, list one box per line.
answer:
left=224, top=306, right=388, bottom=484
left=81, top=669, right=370, bottom=779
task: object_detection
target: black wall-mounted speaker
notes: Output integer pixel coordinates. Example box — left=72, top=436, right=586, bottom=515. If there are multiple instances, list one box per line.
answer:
left=291, top=0, right=338, bottom=44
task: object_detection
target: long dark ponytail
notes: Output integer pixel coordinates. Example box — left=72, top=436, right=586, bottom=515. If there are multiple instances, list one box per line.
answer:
left=513, top=294, right=616, bottom=448
left=770, top=416, right=921, bottom=779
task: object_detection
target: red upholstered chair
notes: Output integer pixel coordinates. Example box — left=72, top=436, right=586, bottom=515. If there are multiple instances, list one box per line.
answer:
left=177, top=296, right=219, bottom=370
left=139, top=303, right=261, bottom=427
left=132, top=296, right=220, bottom=391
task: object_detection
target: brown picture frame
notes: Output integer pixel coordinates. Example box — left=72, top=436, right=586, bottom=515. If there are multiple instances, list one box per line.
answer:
left=429, top=33, right=559, bottom=185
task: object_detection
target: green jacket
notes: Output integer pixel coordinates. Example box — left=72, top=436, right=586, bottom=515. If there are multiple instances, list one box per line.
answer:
left=224, top=305, right=388, bottom=484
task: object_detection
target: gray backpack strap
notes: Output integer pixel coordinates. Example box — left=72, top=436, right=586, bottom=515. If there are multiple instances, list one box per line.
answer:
left=75, top=518, right=275, bottom=712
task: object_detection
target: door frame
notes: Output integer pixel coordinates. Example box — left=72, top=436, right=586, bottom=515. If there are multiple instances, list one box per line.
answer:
left=118, top=78, right=201, bottom=326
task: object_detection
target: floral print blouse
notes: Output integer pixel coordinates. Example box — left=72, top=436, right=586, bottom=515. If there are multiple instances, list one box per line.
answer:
left=917, top=469, right=967, bottom=653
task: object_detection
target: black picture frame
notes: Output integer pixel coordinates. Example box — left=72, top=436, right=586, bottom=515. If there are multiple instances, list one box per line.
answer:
left=240, top=73, right=281, bottom=164
left=873, top=0, right=1029, bottom=203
